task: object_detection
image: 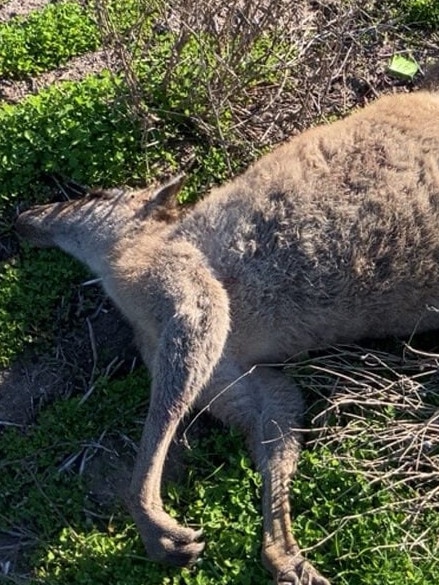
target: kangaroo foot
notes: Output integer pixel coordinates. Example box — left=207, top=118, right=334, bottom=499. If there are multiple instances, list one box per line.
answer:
left=264, top=547, right=331, bottom=585
left=130, top=504, right=205, bottom=566
left=276, top=559, right=331, bottom=585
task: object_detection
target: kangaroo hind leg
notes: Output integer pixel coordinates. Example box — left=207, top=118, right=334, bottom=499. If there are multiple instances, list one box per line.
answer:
left=201, top=362, right=331, bottom=585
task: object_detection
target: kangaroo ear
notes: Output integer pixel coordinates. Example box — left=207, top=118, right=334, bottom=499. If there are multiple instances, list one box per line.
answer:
left=137, top=173, right=187, bottom=222
left=152, top=173, right=186, bottom=208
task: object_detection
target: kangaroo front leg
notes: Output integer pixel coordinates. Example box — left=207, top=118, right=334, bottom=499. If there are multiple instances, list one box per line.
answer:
left=203, top=364, right=330, bottom=585
left=129, top=394, right=204, bottom=565
left=128, top=272, right=230, bottom=566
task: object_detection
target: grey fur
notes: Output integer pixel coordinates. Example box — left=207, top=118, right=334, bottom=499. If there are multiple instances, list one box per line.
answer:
left=15, top=85, right=439, bottom=585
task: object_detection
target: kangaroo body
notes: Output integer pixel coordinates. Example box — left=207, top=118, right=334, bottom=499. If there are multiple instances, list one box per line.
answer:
left=16, top=87, right=439, bottom=585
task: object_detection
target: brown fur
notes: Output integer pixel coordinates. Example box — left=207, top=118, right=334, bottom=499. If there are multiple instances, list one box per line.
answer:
left=15, top=86, right=439, bottom=585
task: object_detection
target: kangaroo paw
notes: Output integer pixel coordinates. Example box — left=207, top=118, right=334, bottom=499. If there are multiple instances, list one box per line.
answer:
left=264, top=545, right=331, bottom=585
left=152, top=525, right=205, bottom=566
left=275, top=555, right=331, bottom=585
left=130, top=504, right=205, bottom=566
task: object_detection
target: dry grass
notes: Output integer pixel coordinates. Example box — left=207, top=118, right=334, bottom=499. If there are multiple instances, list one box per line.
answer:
left=94, top=0, right=439, bottom=158
left=288, top=342, right=439, bottom=518
left=281, top=341, right=439, bottom=564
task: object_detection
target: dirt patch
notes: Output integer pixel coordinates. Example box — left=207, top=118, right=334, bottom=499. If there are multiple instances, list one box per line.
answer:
left=0, top=289, right=137, bottom=579
left=0, top=296, right=136, bottom=429
left=0, top=0, right=119, bottom=105
left=0, top=49, right=119, bottom=104
left=0, top=0, right=51, bottom=23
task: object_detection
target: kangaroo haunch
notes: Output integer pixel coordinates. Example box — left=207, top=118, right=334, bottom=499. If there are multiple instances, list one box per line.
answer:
left=16, top=85, right=439, bottom=585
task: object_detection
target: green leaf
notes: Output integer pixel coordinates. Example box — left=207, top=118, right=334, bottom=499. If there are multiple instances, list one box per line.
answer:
left=387, top=55, right=419, bottom=79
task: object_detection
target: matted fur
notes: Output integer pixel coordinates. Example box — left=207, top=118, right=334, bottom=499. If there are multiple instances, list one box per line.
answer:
left=16, top=84, right=439, bottom=584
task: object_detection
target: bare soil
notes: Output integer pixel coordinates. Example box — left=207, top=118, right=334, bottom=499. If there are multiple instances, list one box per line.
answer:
left=0, top=299, right=136, bottom=428
left=0, top=49, right=119, bottom=104
left=0, top=0, right=50, bottom=22
left=0, top=0, right=119, bottom=105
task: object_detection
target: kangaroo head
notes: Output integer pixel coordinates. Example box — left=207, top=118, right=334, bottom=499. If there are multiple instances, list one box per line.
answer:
left=16, top=174, right=186, bottom=274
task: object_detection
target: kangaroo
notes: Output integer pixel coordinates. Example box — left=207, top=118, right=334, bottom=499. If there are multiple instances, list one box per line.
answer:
left=15, top=84, right=439, bottom=584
